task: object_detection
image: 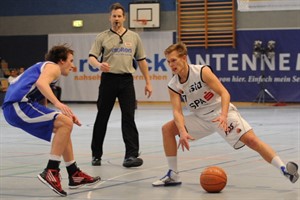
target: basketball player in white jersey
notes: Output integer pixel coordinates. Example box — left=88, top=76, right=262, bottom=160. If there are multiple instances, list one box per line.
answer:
left=2, top=45, right=100, bottom=196
left=152, top=42, right=298, bottom=186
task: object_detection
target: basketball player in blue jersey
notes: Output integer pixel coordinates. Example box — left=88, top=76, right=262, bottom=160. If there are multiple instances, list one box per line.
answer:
left=2, top=45, right=100, bottom=197
left=152, top=42, right=298, bottom=186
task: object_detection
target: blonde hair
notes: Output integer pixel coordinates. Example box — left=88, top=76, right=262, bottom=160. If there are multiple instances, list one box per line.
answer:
left=164, top=42, right=188, bottom=57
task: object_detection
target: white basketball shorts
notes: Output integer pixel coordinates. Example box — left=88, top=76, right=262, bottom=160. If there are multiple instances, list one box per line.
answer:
left=184, top=104, right=252, bottom=149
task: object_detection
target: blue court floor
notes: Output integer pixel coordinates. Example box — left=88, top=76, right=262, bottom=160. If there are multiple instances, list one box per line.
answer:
left=0, top=103, right=299, bottom=200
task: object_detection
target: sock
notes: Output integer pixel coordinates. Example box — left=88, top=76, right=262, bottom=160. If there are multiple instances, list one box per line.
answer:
left=46, top=160, right=61, bottom=170
left=167, top=156, right=178, bottom=172
left=66, top=161, right=78, bottom=176
left=271, top=156, right=286, bottom=174
left=65, top=160, right=76, bottom=167
left=49, top=154, right=61, bottom=161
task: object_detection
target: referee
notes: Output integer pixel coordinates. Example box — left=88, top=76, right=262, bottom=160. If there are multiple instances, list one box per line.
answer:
left=88, top=2, right=152, bottom=167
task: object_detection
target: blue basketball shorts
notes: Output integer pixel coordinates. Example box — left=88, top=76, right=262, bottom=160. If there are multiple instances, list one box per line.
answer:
left=3, top=102, right=60, bottom=142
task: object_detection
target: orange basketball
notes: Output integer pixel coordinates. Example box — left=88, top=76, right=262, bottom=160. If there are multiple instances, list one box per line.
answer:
left=200, top=166, right=227, bottom=193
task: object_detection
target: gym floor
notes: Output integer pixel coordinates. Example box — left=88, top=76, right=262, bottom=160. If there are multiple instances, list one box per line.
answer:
left=0, top=102, right=299, bottom=200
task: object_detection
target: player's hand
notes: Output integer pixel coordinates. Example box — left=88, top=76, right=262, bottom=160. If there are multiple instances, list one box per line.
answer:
left=178, top=132, right=195, bottom=151
left=55, top=102, right=82, bottom=126
left=56, top=102, right=74, bottom=117
left=72, top=115, right=82, bottom=126
left=212, top=114, right=228, bottom=132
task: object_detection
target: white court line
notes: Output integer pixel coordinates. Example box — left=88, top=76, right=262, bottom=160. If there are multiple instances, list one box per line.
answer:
left=87, top=165, right=165, bottom=199
left=86, top=149, right=247, bottom=199
left=86, top=146, right=298, bottom=199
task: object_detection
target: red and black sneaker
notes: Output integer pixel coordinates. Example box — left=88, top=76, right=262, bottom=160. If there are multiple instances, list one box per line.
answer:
left=37, top=168, right=67, bottom=197
left=69, top=169, right=101, bottom=189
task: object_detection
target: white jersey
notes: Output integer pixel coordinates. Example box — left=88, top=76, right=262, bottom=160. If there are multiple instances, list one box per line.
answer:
left=168, top=64, right=222, bottom=116
left=168, top=64, right=251, bottom=149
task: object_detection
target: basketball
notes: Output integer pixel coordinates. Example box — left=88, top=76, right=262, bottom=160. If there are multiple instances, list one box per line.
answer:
left=200, top=166, right=227, bottom=193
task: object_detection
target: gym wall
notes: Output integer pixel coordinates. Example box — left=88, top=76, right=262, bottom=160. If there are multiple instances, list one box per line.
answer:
left=0, top=0, right=299, bottom=102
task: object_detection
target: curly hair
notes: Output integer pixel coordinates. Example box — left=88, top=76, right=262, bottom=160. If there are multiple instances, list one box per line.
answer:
left=45, top=44, right=74, bottom=63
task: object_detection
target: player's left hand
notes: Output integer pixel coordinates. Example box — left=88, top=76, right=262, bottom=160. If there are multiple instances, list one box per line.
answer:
left=72, top=115, right=82, bottom=126
left=212, top=114, right=228, bottom=132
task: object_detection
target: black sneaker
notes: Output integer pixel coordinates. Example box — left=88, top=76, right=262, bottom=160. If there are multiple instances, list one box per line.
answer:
left=282, top=162, right=299, bottom=183
left=123, top=156, right=143, bottom=168
left=69, top=169, right=101, bottom=189
left=37, top=168, right=67, bottom=197
left=92, top=157, right=101, bottom=166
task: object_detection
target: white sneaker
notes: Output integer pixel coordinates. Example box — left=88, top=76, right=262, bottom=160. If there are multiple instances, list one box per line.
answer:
left=282, top=162, right=299, bottom=183
left=152, top=169, right=182, bottom=187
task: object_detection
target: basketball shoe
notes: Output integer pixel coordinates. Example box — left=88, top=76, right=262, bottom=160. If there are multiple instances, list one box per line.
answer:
left=69, top=169, right=101, bottom=189
left=281, top=162, right=299, bottom=183
left=152, top=169, right=182, bottom=186
left=37, top=168, right=67, bottom=197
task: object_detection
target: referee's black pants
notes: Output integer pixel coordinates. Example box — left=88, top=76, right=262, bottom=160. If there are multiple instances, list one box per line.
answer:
left=91, top=72, right=139, bottom=159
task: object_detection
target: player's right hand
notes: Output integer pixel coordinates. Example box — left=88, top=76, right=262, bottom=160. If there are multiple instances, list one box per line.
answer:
left=178, top=132, right=195, bottom=151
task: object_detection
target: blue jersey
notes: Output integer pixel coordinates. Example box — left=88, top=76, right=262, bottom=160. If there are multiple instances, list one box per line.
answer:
left=2, top=61, right=59, bottom=142
left=2, top=61, right=56, bottom=108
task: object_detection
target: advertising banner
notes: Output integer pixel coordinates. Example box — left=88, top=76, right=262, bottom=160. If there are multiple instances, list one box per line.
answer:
left=48, top=31, right=173, bottom=102
left=49, top=29, right=300, bottom=102
left=187, top=29, right=300, bottom=102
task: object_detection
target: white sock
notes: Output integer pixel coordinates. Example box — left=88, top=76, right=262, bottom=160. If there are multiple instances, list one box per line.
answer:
left=65, top=160, right=76, bottom=167
left=49, top=154, right=61, bottom=161
left=167, top=156, right=178, bottom=172
left=271, top=156, right=286, bottom=174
